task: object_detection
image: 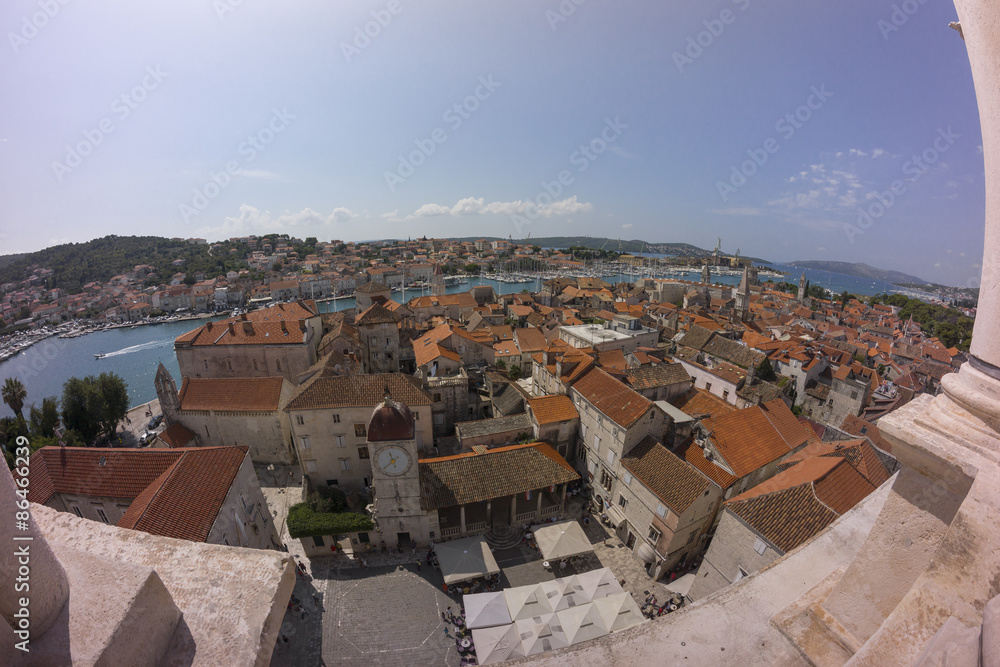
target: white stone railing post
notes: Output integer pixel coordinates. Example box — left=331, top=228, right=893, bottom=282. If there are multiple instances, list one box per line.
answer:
left=0, top=459, right=69, bottom=639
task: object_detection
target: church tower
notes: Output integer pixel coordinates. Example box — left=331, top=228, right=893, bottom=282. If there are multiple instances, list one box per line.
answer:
left=431, top=263, right=446, bottom=297
left=797, top=271, right=807, bottom=301
left=701, top=263, right=711, bottom=285
left=368, top=392, right=429, bottom=549
left=154, top=362, right=180, bottom=425
left=734, top=267, right=751, bottom=321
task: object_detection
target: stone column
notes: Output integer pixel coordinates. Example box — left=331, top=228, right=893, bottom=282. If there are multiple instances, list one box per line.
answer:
left=1, top=460, right=69, bottom=638
left=510, top=496, right=517, bottom=526
left=459, top=505, right=466, bottom=534
left=486, top=501, right=491, bottom=525
left=936, top=0, right=1000, bottom=435
left=536, top=489, right=543, bottom=515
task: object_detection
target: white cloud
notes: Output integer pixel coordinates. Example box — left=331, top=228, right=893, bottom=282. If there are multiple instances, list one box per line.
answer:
left=621, top=223, right=633, bottom=229
left=871, top=148, right=886, bottom=158
left=47, top=237, right=71, bottom=246
left=407, top=195, right=593, bottom=219
left=197, top=204, right=357, bottom=238
left=849, top=149, right=868, bottom=157
left=239, top=170, right=290, bottom=182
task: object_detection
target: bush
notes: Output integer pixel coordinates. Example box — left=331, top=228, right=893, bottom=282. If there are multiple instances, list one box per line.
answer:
left=286, top=503, right=374, bottom=539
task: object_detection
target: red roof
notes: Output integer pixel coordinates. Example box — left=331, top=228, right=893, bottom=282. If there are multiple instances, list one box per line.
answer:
left=527, top=394, right=580, bottom=425
left=572, top=367, right=652, bottom=428
left=179, top=377, right=286, bottom=412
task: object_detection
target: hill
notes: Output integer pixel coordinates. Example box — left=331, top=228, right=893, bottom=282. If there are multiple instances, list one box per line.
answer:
left=787, top=261, right=929, bottom=286
left=447, top=236, right=770, bottom=263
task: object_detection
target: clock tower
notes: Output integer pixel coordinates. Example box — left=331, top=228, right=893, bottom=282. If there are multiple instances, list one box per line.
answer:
left=367, top=392, right=429, bottom=549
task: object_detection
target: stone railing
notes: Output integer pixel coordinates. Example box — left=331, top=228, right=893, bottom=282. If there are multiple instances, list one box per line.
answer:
left=440, top=526, right=461, bottom=538
left=466, top=521, right=488, bottom=532
left=515, top=510, right=537, bottom=522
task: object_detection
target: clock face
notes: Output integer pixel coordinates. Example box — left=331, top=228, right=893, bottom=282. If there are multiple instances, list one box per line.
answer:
left=377, top=447, right=410, bottom=476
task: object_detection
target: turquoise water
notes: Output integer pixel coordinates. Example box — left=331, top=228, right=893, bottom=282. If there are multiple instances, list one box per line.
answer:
left=0, top=267, right=902, bottom=420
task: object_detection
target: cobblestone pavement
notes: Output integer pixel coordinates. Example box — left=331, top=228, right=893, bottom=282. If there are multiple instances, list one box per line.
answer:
left=263, top=478, right=681, bottom=665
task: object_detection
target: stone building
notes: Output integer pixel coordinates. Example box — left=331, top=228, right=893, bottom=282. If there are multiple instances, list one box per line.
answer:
left=355, top=302, right=401, bottom=374
left=355, top=280, right=391, bottom=311
left=525, top=393, right=580, bottom=461
left=24, top=445, right=281, bottom=550
left=173, top=300, right=322, bottom=383
left=284, top=373, right=433, bottom=493
left=155, top=365, right=297, bottom=465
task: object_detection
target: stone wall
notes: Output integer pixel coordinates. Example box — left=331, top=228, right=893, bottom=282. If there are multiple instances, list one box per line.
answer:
left=687, top=507, right=780, bottom=600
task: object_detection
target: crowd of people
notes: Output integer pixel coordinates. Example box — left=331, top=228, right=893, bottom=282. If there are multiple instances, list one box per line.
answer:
left=441, top=606, right=478, bottom=665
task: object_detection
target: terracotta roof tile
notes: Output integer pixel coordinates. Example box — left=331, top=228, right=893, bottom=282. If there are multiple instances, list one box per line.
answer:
left=670, top=387, right=736, bottom=419
left=702, top=399, right=813, bottom=478
left=419, top=442, right=579, bottom=510
left=527, top=394, right=579, bottom=425
left=179, top=377, right=286, bottom=412
left=673, top=437, right=738, bottom=489
left=726, top=481, right=838, bottom=553
left=285, top=373, right=431, bottom=411
left=572, top=367, right=652, bottom=428
left=623, top=364, right=692, bottom=391
left=156, top=422, right=197, bottom=448
left=621, top=437, right=711, bottom=514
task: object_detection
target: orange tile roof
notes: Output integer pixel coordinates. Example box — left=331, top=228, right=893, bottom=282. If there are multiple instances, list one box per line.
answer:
left=670, top=387, right=736, bottom=418
left=703, top=399, right=813, bottom=478
left=621, top=437, right=712, bottom=514
left=572, top=367, right=652, bottom=428
left=179, top=377, right=285, bottom=412
left=527, top=394, right=580, bottom=425
left=156, top=422, right=197, bottom=448
left=285, top=373, right=431, bottom=411
left=674, top=437, right=738, bottom=489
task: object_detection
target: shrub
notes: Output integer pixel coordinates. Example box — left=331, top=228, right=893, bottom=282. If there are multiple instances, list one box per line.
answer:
left=286, top=503, right=374, bottom=539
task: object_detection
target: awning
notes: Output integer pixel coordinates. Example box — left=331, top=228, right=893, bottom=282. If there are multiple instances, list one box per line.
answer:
left=534, top=521, right=595, bottom=562
left=635, top=541, right=657, bottom=564
left=604, top=503, right=627, bottom=528
left=436, top=535, right=500, bottom=585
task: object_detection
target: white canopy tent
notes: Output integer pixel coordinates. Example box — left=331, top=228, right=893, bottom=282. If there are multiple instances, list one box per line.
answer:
left=471, top=624, right=525, bottom=664
left=533, top=520, right=594, bottom=562
left=435, top=535, right=500, bottom=585
left=539, top=576, right=587, bottom=611
left=504, top=584, right=555, bottom=621
left=592, top=592, right=646, bottom=633
left=574, top=567, right=624, bottom=602
left=515, top=613, right=570, bottom=655
left=464, top=591, right=512, bottom=630
left=558, top=602, right=612, bottom=646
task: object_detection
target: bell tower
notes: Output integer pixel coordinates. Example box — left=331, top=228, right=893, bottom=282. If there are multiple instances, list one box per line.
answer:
left=367, top=391, right=428, bottom=548
left=155, top=362, right=180, bottom=425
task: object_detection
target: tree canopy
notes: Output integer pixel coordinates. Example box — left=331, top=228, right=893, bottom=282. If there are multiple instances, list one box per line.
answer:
left=61, top=373, right=129, bottom=444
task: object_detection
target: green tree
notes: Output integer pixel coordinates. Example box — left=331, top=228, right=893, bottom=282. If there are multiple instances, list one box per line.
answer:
left=2, top=377, right=27, bottom=422
left=509, top=365, right=523, bottom=381
left=61, top=373, right=129, bottom=444
left=464, top=263, right=480, bottom=273
left=756, top=358, right=777, bottom=382
left=28, top=397, right=59, bottom=438
left=183, top=272, right=196, bottom=286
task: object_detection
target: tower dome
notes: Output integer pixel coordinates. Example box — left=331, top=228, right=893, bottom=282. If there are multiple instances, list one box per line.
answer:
left=367, top=392, right=414, bottom=441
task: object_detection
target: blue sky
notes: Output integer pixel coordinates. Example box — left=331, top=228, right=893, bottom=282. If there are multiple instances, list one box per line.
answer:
left=0, top=0, right=985, bottom=286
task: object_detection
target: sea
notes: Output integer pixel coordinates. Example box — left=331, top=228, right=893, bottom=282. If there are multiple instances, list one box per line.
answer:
left=0, top=265, right=921, bottom=420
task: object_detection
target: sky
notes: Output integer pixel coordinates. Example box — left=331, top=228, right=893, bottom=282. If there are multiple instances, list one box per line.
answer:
left=0, top=0, right=986, bottom=286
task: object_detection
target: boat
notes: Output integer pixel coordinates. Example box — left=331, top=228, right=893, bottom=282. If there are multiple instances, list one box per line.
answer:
left=95, top=353, right=106, bottom=359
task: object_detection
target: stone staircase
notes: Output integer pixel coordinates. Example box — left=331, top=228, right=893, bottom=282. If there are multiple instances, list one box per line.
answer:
left=483, top=524, right=523, bottom=551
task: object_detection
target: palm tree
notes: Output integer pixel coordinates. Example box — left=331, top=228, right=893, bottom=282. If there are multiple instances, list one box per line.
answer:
left=2, top=378, right=27, bottom=422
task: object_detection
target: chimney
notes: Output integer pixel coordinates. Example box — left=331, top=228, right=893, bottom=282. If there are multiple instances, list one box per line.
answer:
left=280, top=320, right=288, bottom=334
left=206, top=321, right=213, bottom=331
left=228, top=322, right=235, bottom=335
left=243, top=321, right=253, bottom=334
left=241, top=313, right=248, bottom=321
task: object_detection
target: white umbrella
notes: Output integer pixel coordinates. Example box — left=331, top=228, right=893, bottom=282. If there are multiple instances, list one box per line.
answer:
left=574, top=567, right=623, bottom=602
left=471, top=624, right=525, bottom=664
left=539, top=576, right=586, bottom=611
left=435, top=535, right=500, bottom=585
left=515, top=613, right=570, bottom=655
left=592, top=592, right=646, bottom=633
left=464, top=591, right=512, bottom=630
left=558, top=602, right=612, bottom=645
left=533, top=520, right=594, bottom=562
left=504, top=584, right=555, bottom=621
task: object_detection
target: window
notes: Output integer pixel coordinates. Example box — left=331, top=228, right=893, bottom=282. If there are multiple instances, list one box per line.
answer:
left=203, top=360, right=209, bottom=370
left=305, top=461, right=318, bottom=473
left=850, top=391, right=859, bottom=400
left=354, top=424, right=366, bottom=438
left=600, top=468, right=613, bottom=492
left=300, top=437, right=310, bottom=450
left=606, top=449, right=615, bottom=467
left=295, top=415, right=304, bottom=426
left=96, top=508, right=109, bottom=524
left=340, top=459, right=351, bottom=471
left=723, top=390, right=729, bottom=400
left=223, top=534, right=230, bottom=546
left=648, top=526, right=661, bottom=543
left=617, top=495, right=628, bottom=510
left=313, top=535, right=325, bottom=547
left=336, top=435, right=346, bottom=447
left=705, top=382, right=712, bottom=392
left=753, top=538, right=768, bottom=556
left=252, top=359, right=258, bottom=371
left=686, top=530, right=697, bottom=545
left=326, top=479, right=338, bottom=486
left=593, top=435, right=601, bottom=451
left=386, top=338, right=392, bottom=346
left=227, top=359, right=233, bottom=371
left=413, top=412, right=419, bottom=420
left=275, top=359, right=281, bottom=371
left=656, top=503, right=667, bottom=518
left=358, top=446, right=369, bottom=459
left=71, top=506, right=82, bottom=518
left=333, top=414, right=341, bottom=424
left=734, top=566, right=749, bottom=583
left=433, top=393, right=442, bottom=402
left=623, top=472, right=632, bottom=486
